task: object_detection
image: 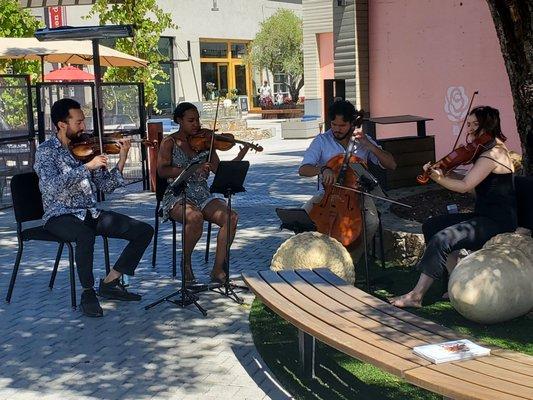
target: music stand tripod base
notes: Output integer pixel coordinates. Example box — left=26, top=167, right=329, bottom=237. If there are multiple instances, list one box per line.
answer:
left=209, top=161, right=250, bottom=304
left=144, top=161, right=208, bottom=316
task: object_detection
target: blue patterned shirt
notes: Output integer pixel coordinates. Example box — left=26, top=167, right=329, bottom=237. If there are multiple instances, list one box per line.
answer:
left=34, top=135, right=124, bottom=223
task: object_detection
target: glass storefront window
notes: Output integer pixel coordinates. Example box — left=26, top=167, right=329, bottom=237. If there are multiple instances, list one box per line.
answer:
left=200, top=42, right=227, bottom=58
left=158, top=37, right=173, bottom=61
left=231, top=43, right=246, bottom=59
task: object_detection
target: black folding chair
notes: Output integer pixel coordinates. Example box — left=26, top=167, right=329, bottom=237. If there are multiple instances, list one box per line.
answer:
left=5, top=172, right=110, bottom=310
left=151, top=174, right=213, bottom=277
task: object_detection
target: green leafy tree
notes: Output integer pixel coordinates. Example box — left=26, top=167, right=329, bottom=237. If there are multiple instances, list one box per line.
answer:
left=87, top=0, right=176, bottom=113
left=248, top=9, right=304, bottom=103
left=0, top=0, right=42, bottom=128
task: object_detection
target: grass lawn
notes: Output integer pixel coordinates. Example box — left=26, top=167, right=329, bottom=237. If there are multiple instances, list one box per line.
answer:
left=249, top=263, right=533, bottom=400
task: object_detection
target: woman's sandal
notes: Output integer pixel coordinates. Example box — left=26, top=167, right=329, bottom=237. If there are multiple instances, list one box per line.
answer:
left=210, top=271, right=227, bottom=284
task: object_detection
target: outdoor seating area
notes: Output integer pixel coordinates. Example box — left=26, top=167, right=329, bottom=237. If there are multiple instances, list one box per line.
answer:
left=1, top=1, right=532, bottom=399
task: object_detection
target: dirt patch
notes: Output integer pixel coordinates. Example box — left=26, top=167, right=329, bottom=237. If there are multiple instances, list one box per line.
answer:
left=390, top=189, right=475, bottom=223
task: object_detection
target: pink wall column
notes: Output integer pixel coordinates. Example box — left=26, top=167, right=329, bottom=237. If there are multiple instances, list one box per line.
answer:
left=318, top=32, right=335, bottom=114
left=368, top=0, right=520, bottom=158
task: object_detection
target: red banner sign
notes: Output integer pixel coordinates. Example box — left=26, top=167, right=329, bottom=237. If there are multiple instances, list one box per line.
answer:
left=48, top=6, right=65, bottom=28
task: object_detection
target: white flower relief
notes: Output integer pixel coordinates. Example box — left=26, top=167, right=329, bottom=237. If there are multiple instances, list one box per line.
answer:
left=444, top=86, right=469, bottom=122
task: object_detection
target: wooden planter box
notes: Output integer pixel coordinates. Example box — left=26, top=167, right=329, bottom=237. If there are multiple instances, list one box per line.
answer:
left=369, top=135, right=436, bottom=190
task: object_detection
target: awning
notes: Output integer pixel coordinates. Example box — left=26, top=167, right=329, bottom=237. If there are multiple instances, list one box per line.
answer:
left=18, top=0, right=123, bottom=7
left=0, top=37, right=147, bottom=67
left=44, top=65, right=95, bottom=81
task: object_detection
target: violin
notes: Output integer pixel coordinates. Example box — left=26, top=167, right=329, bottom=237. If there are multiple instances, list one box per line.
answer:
left=69, top=132, right=157, bottom=161
left=188, top=129, right=263, bottom=153
left=417, top=90, right=491, bottom=184
left=416, top=131, right=495, bottom=184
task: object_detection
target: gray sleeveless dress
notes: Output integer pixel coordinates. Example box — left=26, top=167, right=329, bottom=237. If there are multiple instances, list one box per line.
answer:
left=161, top=139, right=219, bottom=221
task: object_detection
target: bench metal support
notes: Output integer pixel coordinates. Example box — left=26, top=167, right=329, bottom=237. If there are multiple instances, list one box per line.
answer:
left=298, top=329, right=315, bottom=379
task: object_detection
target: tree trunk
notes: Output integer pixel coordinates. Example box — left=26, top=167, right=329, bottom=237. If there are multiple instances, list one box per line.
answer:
left=485, top=0, right=533, bottom=175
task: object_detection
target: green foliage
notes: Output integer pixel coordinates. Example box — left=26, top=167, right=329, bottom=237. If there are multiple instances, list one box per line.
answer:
left=0, top=1, right=42, bottom=128
left=248, top=9, right=304, bottom=102
left=87, top=0, right=176, bottom=112
left=0, top=0, right=42, bottom=80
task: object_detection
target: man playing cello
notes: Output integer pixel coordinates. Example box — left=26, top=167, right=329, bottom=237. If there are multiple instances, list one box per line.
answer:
left=298, top=100, right=396, bottom=262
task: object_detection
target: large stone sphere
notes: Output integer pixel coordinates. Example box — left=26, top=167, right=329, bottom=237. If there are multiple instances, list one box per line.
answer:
left=449, top=233, right=533, bottom=324
left=270, top=232, right=355, bottom=284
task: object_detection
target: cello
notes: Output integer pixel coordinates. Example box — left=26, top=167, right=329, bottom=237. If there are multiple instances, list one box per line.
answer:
left=308, top=120, right=366, bottom=250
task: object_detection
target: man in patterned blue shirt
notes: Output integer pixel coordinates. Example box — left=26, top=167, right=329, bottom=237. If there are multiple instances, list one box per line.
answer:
left=34, top=98, right=153, bottom=317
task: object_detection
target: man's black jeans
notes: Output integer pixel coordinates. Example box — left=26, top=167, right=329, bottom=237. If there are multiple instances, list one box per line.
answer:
left=418, top=213, right=511, bottom=280
left=45, top=211, right=154, bottom=289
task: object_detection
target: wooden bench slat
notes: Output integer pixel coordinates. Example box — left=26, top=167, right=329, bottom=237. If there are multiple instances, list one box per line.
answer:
left=243, top=271, right=421, bottom=376
left=295, top=269, right=456, bottom=343
left=278, top=270, right=432, bottom=349
left=492, top=350, right=533, bottom=367
left=313, top=268, right=459, bottom=339
left=460, top=359, right=533, bottom=388
left=426, top=363, right=533, bottom=399
left=405, top=366, right=526, bottom=400
left=480, top=354, right=533, bottom=377
left=259, top=270, right=429, bottom=367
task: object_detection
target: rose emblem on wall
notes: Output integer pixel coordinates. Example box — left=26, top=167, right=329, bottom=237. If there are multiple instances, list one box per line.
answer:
left=444, top=86, right=469, bottom=135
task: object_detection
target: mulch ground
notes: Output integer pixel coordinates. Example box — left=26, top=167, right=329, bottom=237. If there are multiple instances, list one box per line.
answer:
left=390, top=189, right=475, bottom=223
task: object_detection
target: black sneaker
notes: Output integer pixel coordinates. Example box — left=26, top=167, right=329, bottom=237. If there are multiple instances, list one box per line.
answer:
left=98, top=278, right=142, bottom=301
left=80, top=288, right=103, bottom=318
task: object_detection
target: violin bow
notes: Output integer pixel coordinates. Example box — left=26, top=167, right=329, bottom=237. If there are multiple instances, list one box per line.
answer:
left=208, top=95, right=221, bottom=163
left=452, top=90, right=478, bottom=150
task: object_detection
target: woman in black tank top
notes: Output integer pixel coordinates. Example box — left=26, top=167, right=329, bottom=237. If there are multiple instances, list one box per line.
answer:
left=390, top=106, right=517, bottom=308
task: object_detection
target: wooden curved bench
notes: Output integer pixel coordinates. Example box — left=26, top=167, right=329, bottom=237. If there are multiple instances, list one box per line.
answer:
left=243, top=268, right=533, bottom=400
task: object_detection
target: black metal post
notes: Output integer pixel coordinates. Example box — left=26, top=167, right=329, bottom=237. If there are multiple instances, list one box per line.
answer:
left=298, top=330, right=315, bottom=379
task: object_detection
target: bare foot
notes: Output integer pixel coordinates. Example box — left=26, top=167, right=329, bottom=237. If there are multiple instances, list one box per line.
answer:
left=389, top=292, right=422, bottom=308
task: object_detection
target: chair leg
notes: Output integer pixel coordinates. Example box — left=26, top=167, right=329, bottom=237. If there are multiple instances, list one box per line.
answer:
left=103, top=236, right=110, bottom=275
left=152, top=207, right=159, bottom=268
left=205, top=221, right=212, bottom=263
left=5, top=240, right=24, bottom=303
left=66, top=242, right=77, bottom=310
left=172, top=221, right=177, bottom=278
left=49, top=242, right=64, bottom=290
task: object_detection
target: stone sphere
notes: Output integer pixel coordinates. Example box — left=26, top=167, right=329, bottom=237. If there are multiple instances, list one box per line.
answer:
left=449, top=233, right=533, bottom=324
left=270, top=232, right=355, bottom=284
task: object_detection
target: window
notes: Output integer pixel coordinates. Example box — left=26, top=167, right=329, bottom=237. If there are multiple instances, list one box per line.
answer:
left=273, top=73, right=290, bottom=96
left=231, top=43, right=246, bottom=59
left=155, top=37, right=175, bottom=114
left=200, top=42, right=227, bottom=58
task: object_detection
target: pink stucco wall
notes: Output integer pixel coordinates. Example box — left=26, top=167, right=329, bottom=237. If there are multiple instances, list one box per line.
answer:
left=368, top=0, right=520, bottom=158
left=318, top=32, right=335, bottom=102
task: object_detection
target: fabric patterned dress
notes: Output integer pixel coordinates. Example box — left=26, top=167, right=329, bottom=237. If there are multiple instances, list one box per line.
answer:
left=161, top=138, right=219, bottom=221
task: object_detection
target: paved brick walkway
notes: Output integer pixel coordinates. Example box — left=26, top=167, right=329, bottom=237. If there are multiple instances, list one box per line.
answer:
left=0, top=137, right=315, bottom=400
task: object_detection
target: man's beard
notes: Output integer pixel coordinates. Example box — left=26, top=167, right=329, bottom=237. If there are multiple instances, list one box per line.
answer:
left=66, top=130, right=81, bottom=141
left=333, top=131, right=349, bottom=141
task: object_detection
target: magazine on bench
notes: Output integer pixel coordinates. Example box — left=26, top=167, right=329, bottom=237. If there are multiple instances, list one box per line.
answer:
left=413, top=339, right=491, bottom=364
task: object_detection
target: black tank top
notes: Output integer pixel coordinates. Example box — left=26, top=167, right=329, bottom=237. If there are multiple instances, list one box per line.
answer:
left=474, top=172, right=517, bottom=230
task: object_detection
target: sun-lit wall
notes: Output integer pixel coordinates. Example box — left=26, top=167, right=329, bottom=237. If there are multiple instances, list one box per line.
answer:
left=368, top=0, right=520, bottom=158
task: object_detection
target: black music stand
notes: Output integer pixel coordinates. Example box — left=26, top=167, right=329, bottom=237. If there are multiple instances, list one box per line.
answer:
left=209, top=160, right=249, bottom=304
left=334, top=167, right=410, bottom=292
left=145, top=160, right=207, bottom=316
left=275, top=208, right=316, bottom=234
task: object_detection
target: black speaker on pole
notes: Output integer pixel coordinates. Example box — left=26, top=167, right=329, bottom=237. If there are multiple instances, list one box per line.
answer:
left=323, top=79, right=346, bottom=131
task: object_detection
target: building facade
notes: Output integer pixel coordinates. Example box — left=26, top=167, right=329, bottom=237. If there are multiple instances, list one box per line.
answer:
left=302, top=0, right=520, bottom=157
left=28, top=0, right=302, bottom=115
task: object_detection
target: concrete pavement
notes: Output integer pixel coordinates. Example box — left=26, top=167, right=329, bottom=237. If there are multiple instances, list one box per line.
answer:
left=0, top=135, right=316, bottom=400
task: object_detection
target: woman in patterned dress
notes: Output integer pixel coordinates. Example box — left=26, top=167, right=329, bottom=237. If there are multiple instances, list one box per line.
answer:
left=157, top=102, right=249, bottom=283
